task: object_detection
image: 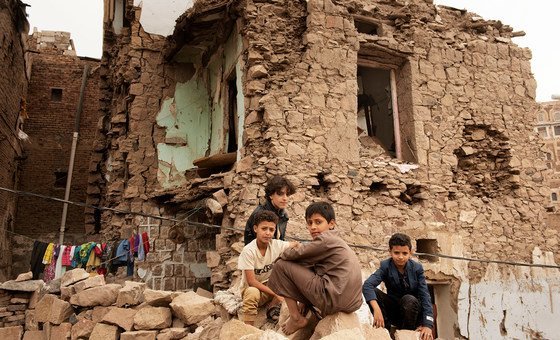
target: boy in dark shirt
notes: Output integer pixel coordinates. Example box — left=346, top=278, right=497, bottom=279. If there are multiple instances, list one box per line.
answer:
left=244, top=176, right=296, bottom=244
left=362, top=233, right=434, bottom=340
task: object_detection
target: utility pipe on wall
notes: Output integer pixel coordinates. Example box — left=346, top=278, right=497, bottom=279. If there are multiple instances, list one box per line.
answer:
left=59, top=64, right=90, bottom=244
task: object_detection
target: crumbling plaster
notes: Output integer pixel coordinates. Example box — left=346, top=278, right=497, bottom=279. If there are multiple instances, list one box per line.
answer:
left=93, top=0, right=559, bottom=336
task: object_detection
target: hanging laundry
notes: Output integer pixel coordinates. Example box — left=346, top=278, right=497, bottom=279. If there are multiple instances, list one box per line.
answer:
left=61, top=245, right=73, bottom=266
left=42, top=243, right=55, bottom=265
left=54, top=245, right=66, bottom=279
left=30, top=241, right=49, bottom=279
left=141, top=232, right=150, bottom=255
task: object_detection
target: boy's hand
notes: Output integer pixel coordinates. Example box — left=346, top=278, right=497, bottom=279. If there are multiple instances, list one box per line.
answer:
left=416, top=326, right=433, bottom=340
left=270, top=294, right=284, bottom=305
left=373, top=311, right=384, bottom=328
left=289, top=241, right=300, bottom=248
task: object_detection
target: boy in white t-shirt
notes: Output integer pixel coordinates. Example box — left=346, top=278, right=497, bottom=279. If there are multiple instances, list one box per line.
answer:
left=238, top=210, right=298, bottom=325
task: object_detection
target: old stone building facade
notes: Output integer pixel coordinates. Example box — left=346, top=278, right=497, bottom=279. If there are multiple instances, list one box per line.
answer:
left=0, top=0, right=29, bottom=281
left=92, top=0, right=558, bottom=338
left=535, top=100, right=560, bottom=207
left=15, top=31, right=101, bottom=238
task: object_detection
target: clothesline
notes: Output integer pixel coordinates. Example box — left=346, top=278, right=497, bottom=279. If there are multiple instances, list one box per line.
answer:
left=1, top=186, right=559, bottom=270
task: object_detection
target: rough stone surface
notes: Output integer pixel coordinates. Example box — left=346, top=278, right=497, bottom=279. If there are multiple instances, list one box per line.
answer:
left=361, top=324, right=392, bottom=340
left=23, top=330, right=46, bottom=340
left=15, top=272, right=32, bottom=282
left=394, top=329, right=421, bottom=340
left=0, top=280, right=44, bottom=292
left=89, top=323, right=119, bottom=340
left=170, top=291, right=214, bottom=325
left=49, top=322, right=72, bottom=340
left=309, top=312, right=361, bottom=340
left=101, top=307, right=138, bottom=331
left=156, top=327, right=188, bottom=340
left=121, top=330, right=157, bottom=340
left=0, top=326, right=23, bottom=339
left=143, top=289, right=174, bottom=306
left=116, top=281, right=145, bottom=307
left=69, top=284, right=121, bottom=307
left=72, top=275, right=106, bottom=293
left=35, top=294, right=74, bottom=324
left=219, top=319, right=263, bottom=340
left=70, top=319, right=95, bottom=340
left=61, top=269, right=90, bottom=288
left=133, top=306, right=172, bottom=330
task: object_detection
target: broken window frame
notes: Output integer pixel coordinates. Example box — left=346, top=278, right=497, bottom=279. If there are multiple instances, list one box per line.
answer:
left=357, top=59, right=402, bottom=160
left=554, top=125, right=560, bottom=137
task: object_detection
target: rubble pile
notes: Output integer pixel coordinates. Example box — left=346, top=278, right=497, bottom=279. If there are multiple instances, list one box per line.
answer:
left=0, top=269, right=404, bottom=340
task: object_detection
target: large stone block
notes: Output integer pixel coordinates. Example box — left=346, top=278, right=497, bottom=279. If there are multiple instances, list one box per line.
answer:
left=143, top=289, right=174, bottom=306
left=35, top=294, right=74, bottom=324
left=23, top=330, right=46, bottom=340
left=133, top=306, right=172, bottom=330
left=72, top=275, right=105, bottom=293
left=70, top=319, right=95, bottom=340
left=101, top=307, right=137, bottom=331
left=309, top=312, right=360, bottom=340
left=49, top=322, right=72, bottom=340
left=219, top=319, right=262, bottom=340
left=0, top=280, right=44, bottom=292
left=121, top=330, right=157, bottom=340
left=15, top=272, right=32, bottom=282
left=116, top=281, right=145, bottom=307
left=361, top=324, right=391, bottom=339
left=89, top=323, right=119, bottom=340
left=69, top=284, right=121, bottom=307
left=156, top=327, right=188, bottom=340
left=0, top=326, right=23, bottom=339
left=61, top=269, right=89, bottom=287
left=170, top=291, right=214, bottom=325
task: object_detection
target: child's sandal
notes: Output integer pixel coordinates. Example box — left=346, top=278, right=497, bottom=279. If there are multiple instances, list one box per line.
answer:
left=266, top=305, right=281, bottom=322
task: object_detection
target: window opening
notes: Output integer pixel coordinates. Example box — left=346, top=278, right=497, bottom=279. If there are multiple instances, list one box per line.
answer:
left=552, top=192, right=558, bottom=202
left=545, top=152, right=552, bottom=161
left=428, top=282, right=457, bottom=339
left=536, top=127, right=548, bottom=138
left=357, top=66, right=396, bottom=157
left=226, top=73, right=238, bottom=153
left=354, top=19, right=378, bottom=35
left=54, top=170, right=67, bottom=188
left=537, top=111, right=546, bottom=122
left=416, top=238, right=438, bottom=262
left=554, top=111, right=560, bottom=122
left=554, top=125, right=560, bottom=137
left=51, top=88, right=63, bottom=102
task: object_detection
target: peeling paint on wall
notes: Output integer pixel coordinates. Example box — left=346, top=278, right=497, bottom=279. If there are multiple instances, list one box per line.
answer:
left=458, top=248, right=560, bottom=339
left=156, top=79, right=211, bottom=188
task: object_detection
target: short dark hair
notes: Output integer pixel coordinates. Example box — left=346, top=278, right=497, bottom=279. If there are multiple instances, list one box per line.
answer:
left=389, top=233, right=412, bottom=250
left=265, top=176, right=296, bottom=199
left=253, top=210, right=279, bottom=227
left=305, top=201, right=335, bottom=222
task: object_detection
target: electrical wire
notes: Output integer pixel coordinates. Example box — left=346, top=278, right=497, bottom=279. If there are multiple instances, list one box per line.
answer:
left=1, top=185, right=559, bottom=270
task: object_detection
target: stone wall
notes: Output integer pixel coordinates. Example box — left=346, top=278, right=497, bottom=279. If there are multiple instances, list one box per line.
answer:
left=92, top=0, right=559, bottom=337
left=0, top=0, right=28, bottom=281
left=14, top=35, right=101, bottom=240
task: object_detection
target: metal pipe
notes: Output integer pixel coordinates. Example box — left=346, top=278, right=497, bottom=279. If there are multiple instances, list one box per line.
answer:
left=59, top=64, right=90, bottom=244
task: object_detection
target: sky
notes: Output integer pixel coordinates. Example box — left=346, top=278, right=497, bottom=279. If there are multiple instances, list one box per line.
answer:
left=24, top=0, right=559, bottom=101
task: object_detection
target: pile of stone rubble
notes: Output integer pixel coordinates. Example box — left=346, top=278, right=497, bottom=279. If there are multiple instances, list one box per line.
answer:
left=0, top=268, right=423, bottom=340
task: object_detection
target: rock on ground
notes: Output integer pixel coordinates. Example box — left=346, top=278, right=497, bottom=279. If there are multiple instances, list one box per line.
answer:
left=35, top=294, right=74, bottom=324
left=133, top=306, right=172, bottom=330
left=116, top=281, right=145, bottom=307
left=219, top=319, right=263, bottom=340
left=71, top=319, right=96, bottom=339
left=69, top=284, right=121, bottom=307
left=309, top=312, right=361, bottom=340
left=23, top=330, right=46, bottom=340
left=89, top=323, right=119, bottom=340
left=156, top=327, right=188, bottom=340
left=361, top=324, right=392, bottom=339
left=0, top=326, right=23, bottom=339
left=72, top=275, right=105, bottom=293
left=15, top=271, right=32, bottom=282
left=101, top=307, right=137, bottom=331
left=170, top=291, right=214, bottom=325
left=143, top=289, right=174, bottom=306
left=121, top=330, right=158, bottom=340
left=0, top=280, right=44, bottom=292
left=394, top=329, right=421, bottom=340
left=61, top=268, right=89, bottom=287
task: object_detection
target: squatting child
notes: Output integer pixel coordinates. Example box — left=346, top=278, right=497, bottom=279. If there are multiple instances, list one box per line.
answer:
left=362, top=233, right=434, bottom=340
left=267, top=201, right=363, bottom=335
left=237, top=210, right=298, bottom=325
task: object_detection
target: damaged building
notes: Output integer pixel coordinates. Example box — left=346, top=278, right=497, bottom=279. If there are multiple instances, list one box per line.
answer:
left=52, top=0, right=557, bottom=338
left=0, top=0, right=29, bottom=282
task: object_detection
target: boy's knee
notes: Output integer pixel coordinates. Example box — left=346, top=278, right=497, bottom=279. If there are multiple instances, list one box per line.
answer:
left=400, top=294, right=419, bottom=309
left=243, top=287, right=261, bottom=303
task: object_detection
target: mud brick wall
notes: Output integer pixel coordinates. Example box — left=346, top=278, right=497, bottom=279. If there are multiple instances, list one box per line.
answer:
left=14, top=52, right=101, bottom=238
left=0, top=0, right=28, bottom=281
left=92, top=0, right=558, bottom=287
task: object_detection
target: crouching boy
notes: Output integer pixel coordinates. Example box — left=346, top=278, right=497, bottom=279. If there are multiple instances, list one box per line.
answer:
left=238, top=210, right=298, bottom=325
left=362, top=233, right=434, bottom=340
left=267, top=202, right=363, bottom=335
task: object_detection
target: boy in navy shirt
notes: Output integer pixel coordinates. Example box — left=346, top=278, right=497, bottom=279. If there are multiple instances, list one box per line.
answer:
left=362, top=233, right=434, bottom=340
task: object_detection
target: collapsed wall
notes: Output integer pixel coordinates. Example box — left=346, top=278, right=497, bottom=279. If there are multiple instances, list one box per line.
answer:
left=95, top=0, right=559, bottom=338
left=0, top=0, right=29, bottom=281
